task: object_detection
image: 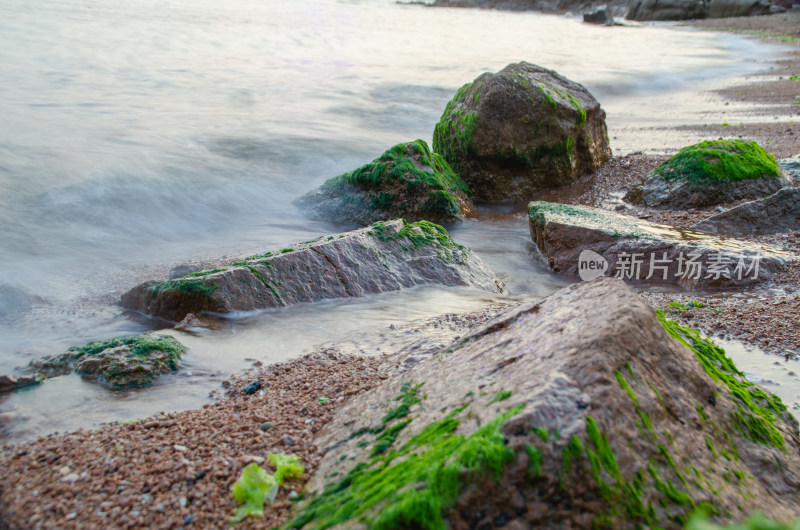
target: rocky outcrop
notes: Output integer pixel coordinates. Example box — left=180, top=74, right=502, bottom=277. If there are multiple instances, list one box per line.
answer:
left=297, top=140, right=473, bottom=226
left=430, top=0, right=630, bottom=16
left=691, top=187, right=800, bottom=237
left=121, top=220, right=503, bottom=322
left=584, top=5, right=614, bottom=23
left=630, top=140, right=790, bottom=209
left=432, top=62, right=611, bottom=201
left=30, top=334, right=185, bottom=389
left=0, top=374, right=43, bottom=393
left=707, top=0, right=775, bottom=17
left=528, top=201, right=790, bottom=289
left=291, top=279, right=800, bottom=528
left=626, top=0, right=774, bottom=20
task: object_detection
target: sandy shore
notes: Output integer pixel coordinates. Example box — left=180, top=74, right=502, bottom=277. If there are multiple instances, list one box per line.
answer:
left=1, top=13, right=799, bottom=530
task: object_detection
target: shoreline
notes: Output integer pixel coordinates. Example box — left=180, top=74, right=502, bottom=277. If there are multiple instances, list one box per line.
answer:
left=1, top=12, right=800, bottom=529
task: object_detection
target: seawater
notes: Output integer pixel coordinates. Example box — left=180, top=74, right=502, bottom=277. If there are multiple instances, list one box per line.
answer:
left=0, top=0, right=788, bottom=439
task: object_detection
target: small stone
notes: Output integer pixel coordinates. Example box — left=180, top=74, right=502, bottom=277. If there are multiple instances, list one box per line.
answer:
left=184, top=515, right=195, bottom=525
left=244, top=381, right=262, bottom=395
left=282, top=435, right=296, bottom=446
left=259, top=422, right=275, bottom=431
left=179, top=497, right=188, bottom=508
left=289, top=490, right=299, bottom=499
left=60, top=473, right=80, bottom=483
left=173, top=444, right=188, bottom=452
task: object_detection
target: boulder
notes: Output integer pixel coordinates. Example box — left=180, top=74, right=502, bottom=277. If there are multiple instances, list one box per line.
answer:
left=293, top=279, right=800, bottom=528
left=30, top=334, right=185, bottom=389
left=432, top=62, right=611, bottom=201
left=584, top=5, right=613, bottom=23
left=707, top=0, right=774, bottom=17
left=528, top=201, right=789, bottom=289
left=121, top=220, right=503, bottom=322
left=633, top=139, right=790, bottom=209
left=691, top=187, right=800, bottom=237
left=626, top=0, right=706, bottom=20
left=297, top=140, right=473, bottom=226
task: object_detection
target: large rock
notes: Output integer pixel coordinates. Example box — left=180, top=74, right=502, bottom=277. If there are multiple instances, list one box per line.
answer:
left=30, top=334, right=185, bottom=389
left=634, top=139, right=790, bottom=209
left=292, top=279, right=800, bottom=528
left=707, top=0, right=774, bottom=17
left=626, top=0, right=708, bottom=20
left=691, top=187, right=800, bottom=237
left=121, top=220, right=503, bottom=322
left=432, top=62, right=611, bottom=202
left=296, top=140, right=473, bottom=226
left=528, top=201, right=790, bottom=289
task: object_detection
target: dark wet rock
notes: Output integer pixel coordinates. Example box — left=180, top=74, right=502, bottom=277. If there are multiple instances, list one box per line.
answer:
left=779, top=157, right=800, bottom=182
left=243, top=381, right=262, bottom=395
left=527, top=201, right=789, bottom=289
left=691, top=187, right=800, bottom=237
left=0, top=285, right=49, bottom=319
left=297, top=140, right=473, bottom=226
left=630, top=139, right=790, bottom=209
left=121, top=220, right=503, bottom=322
left=302, top=279, right=800, bottom=528
left=707, top=0, right=775, bottom=17
left=30, top=334, right=185, bottom=389
left=626, top=0, right=708, bottom=20
left=259, top=421, right=275, bottom=431
left=583, top=5, right=613, bottom=23
left=432, top=62, right=611, bottom=201
left=0, top=374, right=43, bottom=393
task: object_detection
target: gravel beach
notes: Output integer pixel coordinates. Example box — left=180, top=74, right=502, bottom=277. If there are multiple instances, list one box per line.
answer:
left=1, top=12, right=799, bottom=530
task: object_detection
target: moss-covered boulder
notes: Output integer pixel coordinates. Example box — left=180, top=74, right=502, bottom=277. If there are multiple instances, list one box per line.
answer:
left=636, top=140, right=791, bottom=209
left=527, top=201, right=789, bottom=290
left=432, top=62, right=612, bottom=201
left=121, top=220, right=503, bottom=322
left=295, top=279, right=800, bottom=528
left=31, top=334, right=185, bottom=389
left=297, top=140, right=473, bottom=226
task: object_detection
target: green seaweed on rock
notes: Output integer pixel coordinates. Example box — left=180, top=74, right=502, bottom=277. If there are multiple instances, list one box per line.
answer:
left=653, top=139, right=782, bottom=184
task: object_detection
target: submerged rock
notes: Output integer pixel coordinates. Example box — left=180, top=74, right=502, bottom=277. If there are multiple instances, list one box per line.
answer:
left=527, top=201, right=789, bottom=289
left=297, top=140, right=473, bottom=226
left=432, top=62, right=611, bottom=201
left=691, top=187, right=800, bottom=237
left=632, top=139, right=790, bottom=209
left=30, top=334, right=185, bottom=389
left=297, top=279, right=800, bottom=528
left=0, top=374, right=43, bottom=393
left=0, top=285, right=49, bottom=319
left=121, top=220, right=503, bottom=322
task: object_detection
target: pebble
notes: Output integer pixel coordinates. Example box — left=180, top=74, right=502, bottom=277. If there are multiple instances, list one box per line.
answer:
left=244, top=381, right=262, bottom=395
left=179, top=497, right=188, bottom=508
left=260, top=422, right=275, bottom=431
left=282, top=435, right=296, bottom=446
left=173, top=444, right=188, bottom=452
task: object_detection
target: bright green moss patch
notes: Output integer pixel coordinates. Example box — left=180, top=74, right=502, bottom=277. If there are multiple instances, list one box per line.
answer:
left=369, top=220, right=466, bottom=264
left=653, top=140, right=782, bottom=184
left=230, top=453, right=304, bottom=524
left=657, top=311, right=787, bottom=449
left=433, top=83, right=479, bottom=165
left=66, top=334, right=185, bottom=365
left=526, top=444, right=543, bottom=477
left=153, top=278, right=217, bottom=298
left=686, top=512, right=800, bottom=530
left=289, top=404, right=523, bottom=529
left=489, top=389, right=512, bottom=404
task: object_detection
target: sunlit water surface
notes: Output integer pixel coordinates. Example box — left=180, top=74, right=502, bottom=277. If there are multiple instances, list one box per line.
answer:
left=0, top=0, right=790, bottom=439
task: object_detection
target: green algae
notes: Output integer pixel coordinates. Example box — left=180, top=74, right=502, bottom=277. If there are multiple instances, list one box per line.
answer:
left=432, top=83, right=479, bottom=166
left=657, top=310, right=787, bottom=449
left=245, top=265, right=282, bottom=301
left=290, top=404, right=523, bottom=529
left=653, top=140, right=782, bottom=185
left=686, top=512, right=800, bottom=530
left=489, top=389, right=512, bottom=404
left=369, top=219, right=466, bottom=264
left=66, top=334, right=184, bottom=365
left=526, top=444, right=543, bottom=477
left=153, top=278, right=217, bottom=298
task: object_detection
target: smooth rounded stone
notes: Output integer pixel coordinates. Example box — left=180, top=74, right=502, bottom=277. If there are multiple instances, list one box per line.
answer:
left=297, top=140, right=474, bottom=226
left=243, top=381, right=262, bottom=395
left=282, top=435, right=296, bottom=446
left=691, top=187, right=800, bottom=237
left=432, top=62, right=611, bottom=201
left=305, top=279, right=800, bottom=527
left=121, top=219, right=504, bottom=322
left=169, top=263, right=202, bottom=280
left=259, top=422, right=275, bottom=431
left=527, top=200, right=789, bottom=290
left=29, top=334, right=186, bottom=389
left=632, top=139, right=791, bottom=209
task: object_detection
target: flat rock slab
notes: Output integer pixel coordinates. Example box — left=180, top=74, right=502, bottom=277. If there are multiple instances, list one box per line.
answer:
left=528, top=201, right=791, bottom=290
left=692, top=187, right=800, bottom=237
left=297, top=279, right=800, bottom=528
left=121, top=220, right=503, bottom=322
